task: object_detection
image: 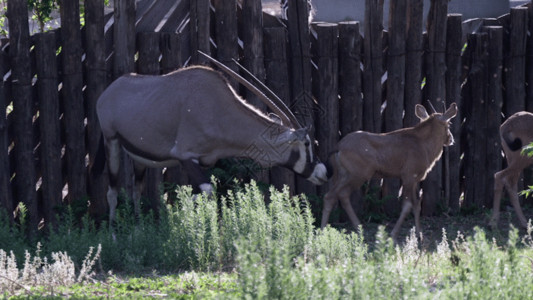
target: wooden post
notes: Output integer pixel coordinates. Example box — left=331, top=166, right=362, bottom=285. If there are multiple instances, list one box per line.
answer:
left=363, top=0, right=384, bottom=133
left=445, top=14, right=463, bottom=213
left=338, top=21, right=362, bottom=136
left=242, top=0, right=267, bottom=110
left=484, top=26, right=504, bottom=209
left=8, top=0, right=38, bottom=234
left=464, top=33, right=489, bottom=210
left=137, top=32, right=163, bottom=216
left=313, top=23, right=339, bottom=165
left=383, top=0, right=407, bottom=217
left=190, top=0, right=210, bottom=64
left=60, top=0, right=88, bottom=204
left=114, top=0, right=136, bottom=78
left=0, top=41, right=13, bottom=221
left=214, top=0, right=238, bottom=88
left=527, top=4, right=533, bottom=112
left=504, top=7, right=528, bottom=116
left=160, top=32, right=188, bottom=202
left=404, top=0, right=424, bottom=127
left=264, top=27, right=295, bottom=193
left=85, top=0, right=108, bottom=217
left=160, top=32, right=183, bottom=74
left=35, top=32, right=62, bottom=229
left=113, top=0, right=136, bottom=201
left=286, top=0, right=315, bottom=195
left=421, top=0, right=448, bottom=216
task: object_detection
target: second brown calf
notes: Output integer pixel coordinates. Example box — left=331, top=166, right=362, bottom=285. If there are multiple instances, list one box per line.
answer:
left=322, top=103, right=457, bottom=240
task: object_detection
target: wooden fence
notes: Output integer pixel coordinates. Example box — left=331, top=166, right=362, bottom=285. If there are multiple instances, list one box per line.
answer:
left=1, top=0, right=533, bottom=233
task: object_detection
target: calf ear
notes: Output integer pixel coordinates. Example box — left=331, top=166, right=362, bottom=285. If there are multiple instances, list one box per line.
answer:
left=415, top=104, right=430, bottom=120
left=443, top=103, right=458, bottom=120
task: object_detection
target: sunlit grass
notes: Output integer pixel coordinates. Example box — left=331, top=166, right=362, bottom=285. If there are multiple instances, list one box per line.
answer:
left=2, top=181, right=533, bottom=299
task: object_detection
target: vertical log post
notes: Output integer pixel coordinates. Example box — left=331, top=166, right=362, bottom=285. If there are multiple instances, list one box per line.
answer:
left=35, top=32, right=62, bottom=229
left=338, top=21, right=362, bottom=136
left=464, top=33, right=489, bottom=210
left=527, top=4, right=533, bottom=111
left=160, top=32, right=187, bottom=203
left=7, top=0, right=38, bottom=234
left=338, top=21, right=364, bottom=216
left=445, top=14, right=463, bottom=213
left=85, top=0, right=108, bottom=217
left=383, top=0, right=407, bottom=217
left=113, top=0, right=136, bottom=201
left=363, top=0, right=384, bottom=133
left=0, top=41, right=13, bottom=221
left=190, top=0, right=210, bottom=64
left=242, top=0, right=267, bottom=111
left=213, top=0, right=238, bottom=88
left=504, top=7, right=528, bottom=116
left=422, top=0, right=448, bottom=216
left=287, top=0, right=315, bottom=195
left=313, top=23, right=339, bottom=189
left=484, top=26, right=504, bottom=209
left=137, top=32, right=162, bottom=216
left=404, top=0, right=424, bottom=127
left=60, top=0, right=87, bottom=204
left=264, top=27, right=295, bottom=194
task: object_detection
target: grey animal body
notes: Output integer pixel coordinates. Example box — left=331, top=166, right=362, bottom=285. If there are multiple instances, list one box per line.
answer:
left=490, top=111, right=533, bottom=229
left=96, top=65, right=327, bottom=224
left=321, top=103, right=457, bottom=240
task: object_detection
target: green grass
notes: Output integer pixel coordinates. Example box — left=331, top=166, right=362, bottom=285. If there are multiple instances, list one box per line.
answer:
left=2, top=181, right=533, bottom=299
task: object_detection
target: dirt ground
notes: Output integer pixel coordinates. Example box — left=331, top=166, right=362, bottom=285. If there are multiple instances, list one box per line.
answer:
left=330, top=204, right=533, bottom=250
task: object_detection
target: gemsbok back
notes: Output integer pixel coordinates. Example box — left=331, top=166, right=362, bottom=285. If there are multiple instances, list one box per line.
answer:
left=321, top=103, right=457, bottom=240
left=490, top=111, right=533, bottom=230
left=93, top=57, right=327, bottom=226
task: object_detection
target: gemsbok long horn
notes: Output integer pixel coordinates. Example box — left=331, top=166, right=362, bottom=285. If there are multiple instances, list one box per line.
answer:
left=231, top=57, right=302, bottom=129
left=198, top=51, right=299, bottom=129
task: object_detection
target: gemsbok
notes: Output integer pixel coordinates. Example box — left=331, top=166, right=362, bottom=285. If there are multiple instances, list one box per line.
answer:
left=93, top=54, right=327, bottom=225
left=490, top=111, right=533, bottom=230
left=321, top=103, right=457, bottom=240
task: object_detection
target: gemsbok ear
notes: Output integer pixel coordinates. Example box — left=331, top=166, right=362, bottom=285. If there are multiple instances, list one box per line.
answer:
left=415, top=104, right=430, bottom=121
left=443, top=103, right=458, bottom=121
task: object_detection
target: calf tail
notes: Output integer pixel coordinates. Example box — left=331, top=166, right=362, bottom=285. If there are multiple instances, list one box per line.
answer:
left=501, top=128, right=522, bottom=152
left=90, top=135, right=106, bottom=179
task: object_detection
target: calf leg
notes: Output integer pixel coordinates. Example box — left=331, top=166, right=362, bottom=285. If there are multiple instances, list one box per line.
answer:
left=182, top=159, right=213, bottom=197
left=490, top=169, right=507, bottom=228
left=339, top=188, right=361, bottom=229
left=391, top=184, right=414, bottom=240
left=506, top=172, right=529, bottom=229
left=321, top=190, right=338, bottom=228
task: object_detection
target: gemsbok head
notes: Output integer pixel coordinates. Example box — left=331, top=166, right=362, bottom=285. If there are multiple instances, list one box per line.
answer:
left=321, top=103, right=457, bottom=240
left=490, top=111, right=533, bottom=230
left=92, top=54, right=327, bottom=226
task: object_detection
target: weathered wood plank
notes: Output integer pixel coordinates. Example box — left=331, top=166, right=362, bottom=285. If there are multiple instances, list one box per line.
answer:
left=422, top=0, right=448, bottom=216
left=8, top=0, right=38, bottom=233
left=85, top=0, right=108, bottom=217
left=484, top=26, right=503, bottom=209
left=286, top=0, right=315, bottom=195
left=0, top=41, right=13, bottom=221
left=445, top=14, right=463, bottom=213
left=404, top=0, right=424, bottom=127
left=35, top=32, right=62, bottom=228
left=213, top=0, right=238, bottom=88
left=338, top=21, right=362, bottom=136
left=137, top=32, right=163, bottom=216
left=504, top=7, right=528, bottom=116
left=190, top=0, right=210, bottom=64
left=61, top=0, right=88, bottom=203
left=264, top=27, right=295, bottom=194
left=363, top=0, right=384, bottom=133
